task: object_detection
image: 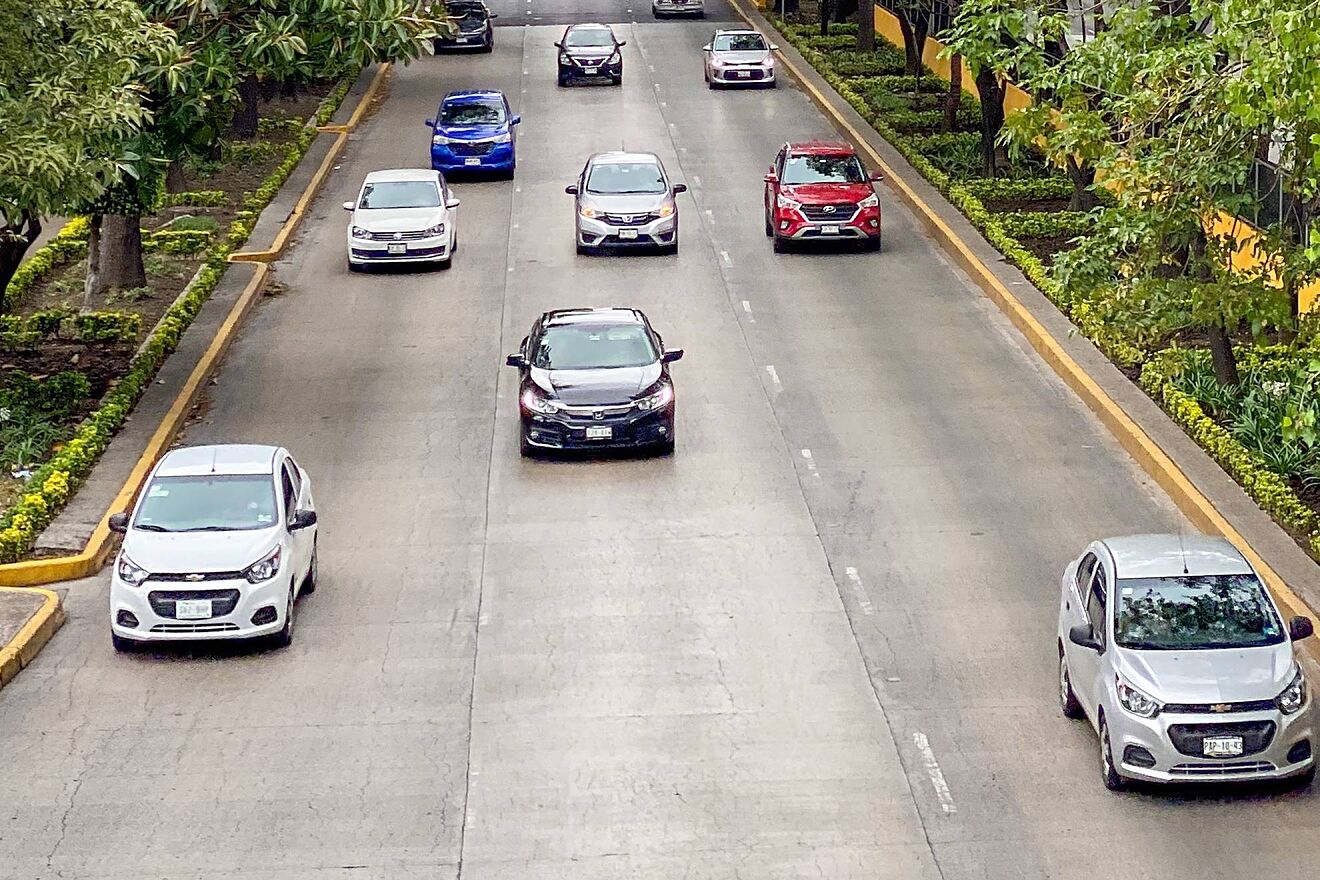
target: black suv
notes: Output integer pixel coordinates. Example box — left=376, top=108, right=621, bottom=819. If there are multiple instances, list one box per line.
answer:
left=434, top=1, right=496, bottom=53
left=555, top=24, right=625, bottom=86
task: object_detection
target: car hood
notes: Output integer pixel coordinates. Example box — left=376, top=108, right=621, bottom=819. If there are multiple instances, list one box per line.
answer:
left=565, top=46, right=616, bottom=59
left=1116, top=642, right=1295, bottom=704
left=123, top=528, right=281, bottom=575
left=436, top=123, right=507, bottom=140
left=353, top=207, right=446, bottom=232
left=714, top=50, right=772, bottom=64
left=781, top=182, right=874, bottom=204
left=581, top=192, right=670, bottom=213
left=531, top=364, right=661, bottom=404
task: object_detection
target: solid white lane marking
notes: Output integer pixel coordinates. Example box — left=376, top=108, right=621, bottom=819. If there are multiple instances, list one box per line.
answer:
left=719, top=250, right=731, bottom=266
left=740, top=300, right=754, bottom=322
left=844, top=566, right=873, bottom=614
left=913, top=732, right=957, bottom=814
left=800, top=448, right=820, bottom=479
left=765, top=365, right=782, bottom=392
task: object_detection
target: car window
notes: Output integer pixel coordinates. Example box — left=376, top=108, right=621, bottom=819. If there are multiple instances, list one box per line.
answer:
left=358, top=181, right=442, bottom=209
left=280, top=466, right=297, bottom=519
left=285, top=458, right=303, bottom=500
left=586, top=162, right=666, bottom=194
left=714, top=34, right=767, bottom=51
left=532, top=323, right=658, bottom=370
left=1085, top=566, right=1108, bottom=649
left=1075, top=553, right=1098, bottom=595
left=439, top=101, right=504, bottom=126
left=1115, top=574, right=1286, bottom=650
left=781, top=154, right=866, bottom=185
left=565, top=28, right=614, bottom=47
left=134, top=474, right=278, bottom=532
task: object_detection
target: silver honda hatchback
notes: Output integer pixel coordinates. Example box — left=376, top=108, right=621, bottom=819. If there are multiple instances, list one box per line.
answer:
left=1058, top=534, right=1316, bottom=789
left=565, top=152, right=687, bottom=255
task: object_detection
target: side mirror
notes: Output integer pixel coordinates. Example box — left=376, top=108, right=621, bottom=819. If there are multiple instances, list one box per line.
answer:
left=342, top=201, right=355, bottom=211
left=1068, top=623, right=1102, bottom=653
left=672, top=183, right=688, bottom=194
left=618, top=40, right=628, bottom=47
left=565, top=184, right=579, bottom=195
left=770, top=43, right=779, bottom=50
left=489, top=11, right=499, bottom=17
left=511, top=115, right=521, bottom=126
left=1290, top=615, right=1314, bottom=641
left=290, top=509, right=318, bottom=531
left=703, top=44, right=712, bottom=51
left=661, top=349, right=684, bottom=363
left=108, top=512, right=129, bottom=534
left=553, top=41, right=562, bottom=49
left=424, top=119, right=434, bottom=128
left=763, top=172, right=778, bottom=184
left=869, top=171, right=885, bottom=182
left=506, top=353, right=527, bottom=367
left=446, top=197, right=461, bottom=208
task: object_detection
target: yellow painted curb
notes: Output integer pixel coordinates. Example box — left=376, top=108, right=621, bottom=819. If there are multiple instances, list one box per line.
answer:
left=733, top=1, right=1320, bottom=641
left=0, top=589, right=64, bottom=688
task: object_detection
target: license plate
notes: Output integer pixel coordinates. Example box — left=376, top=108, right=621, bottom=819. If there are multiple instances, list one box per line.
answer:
left=1203, top=736, right=1244, bottom=757
left=734, top=71, right=749, bottom=78
left=387, top=243, right=407, bottom=254
left=585, top=426, right=612, bottom=440
left=464, top=157, right=482, bottom=166
left=175, top=599, right=212, bottom=620
left=820, top=224, right=841, bottom=235
left=457, top=36, right=472, bottom=43
left=618, top=228, right=639, bottom=240
left=582, top=67, right=598, bottom=75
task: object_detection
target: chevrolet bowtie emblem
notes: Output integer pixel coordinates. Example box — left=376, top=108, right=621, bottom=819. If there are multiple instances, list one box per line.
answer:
left=185, top=573, right=205, bottom=582
left=1209, top=703, right=1232, bottom=713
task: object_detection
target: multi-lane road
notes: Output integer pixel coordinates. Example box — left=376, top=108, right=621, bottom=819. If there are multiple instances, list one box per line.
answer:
left=3, top=3, right=1318, bottom=878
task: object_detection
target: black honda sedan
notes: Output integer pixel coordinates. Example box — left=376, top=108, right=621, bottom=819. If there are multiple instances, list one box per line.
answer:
left=506, top=308, right=682, bottom=456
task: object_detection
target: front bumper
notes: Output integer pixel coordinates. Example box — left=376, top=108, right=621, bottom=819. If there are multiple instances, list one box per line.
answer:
left=560, top=60, right=623, bottom=81
left=435, top=31, right=491, bottom=50
left=348, top=231, right=451, bottom=265
left=709, top=65, right=774, bottom=84
left=522, top=405, right=674, bottom=450
left=110, top=573, right=291, bottom=642
left=1110, top=703, right=1316, bottom=783
left=577, top=213, right=676, bottom=249
left=654, top=0, right=704, bottom=12
left=775, top=204, right=881, bottom=240
left=432, top=141, right=515, bottom=173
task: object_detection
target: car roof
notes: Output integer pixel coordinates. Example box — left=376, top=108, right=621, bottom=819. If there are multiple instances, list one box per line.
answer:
left=542, top=307, right=646, bottom=327
left=363, top=168, right=439, bottom=183
left=566, top=22, right=613, bottom=31
left=588, top=151, right=662, bottom=165
left=786, top=140, right=857, bottom=156
left=443, top=89, right=504, bottom=103
left=1099, top=534, right=1254, bottom=579
left=714, top=28, right=764, bottom=36
left=155, top=444, right=280, bottom=478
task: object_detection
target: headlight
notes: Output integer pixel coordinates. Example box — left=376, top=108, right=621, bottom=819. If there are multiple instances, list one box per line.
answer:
left=635, top=384, right=674, bottom=411
left=559, top=52, right=570, bottom=64
left=579, top=206, right=598, bottom=219
left=432, top=134, right=453, bottom=146
left=1116, top=676, right=1161, bottom=718
left=776, top=194, right=801, bottom=210
left=659, top=202, right=675, bottom=218
left=711, top=58, right=727, bottom=69
left=608, top=51, right=621, bottom=64
left=858, top=193, right=879, bottom=208
left=425, top=223, right=445, bottom=236
left=520, top=388, right=560, bottom=414
left=244, top=546, right=282, bottom=584
left=493, top=132, right=512, bottom=143
left=1277, top=666, right=1308, bottom=715
left=116, top=553, right=149, bottom=587
left=351, top=226, right=371, bottom=239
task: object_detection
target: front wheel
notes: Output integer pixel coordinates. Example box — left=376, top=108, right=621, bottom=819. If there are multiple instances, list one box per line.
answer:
left=111, top=632, right=140, bottom=653
left=863, top=235, right=882, bottom=253
left=300, top=539, right=318, bottom=595
left=772, top=233, right=788, bottom=254
left=1058, top=650, right=1084, bottom=719
left=611, top=74, right=623, bottom=86
left=1099, top=717, right=1126, bottom=792
left=557, top=72, right=569, bottom=87
left=519, top=430, right=537, bottom=458
left=1293, top=764, right=1317, bottom=790
left=270, top=587, right=295, bottom=649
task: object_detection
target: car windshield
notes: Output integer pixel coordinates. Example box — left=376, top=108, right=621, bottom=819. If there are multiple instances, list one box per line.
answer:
left=714, top=34, right=766, bottom=51
left=566, top=28, right=614, bottom=47
left=440, top=101, right=503, bottom=126
left=452, top=6, right=486, bottom=25
left=358, top=181, right=442, bottom=209
left=781, top=154, right=866, bottom=185
left=533, top=323, right=658, bottom=370
left=134, top=474, right=279, bottom=533
left=586, top=162, right=666, bottom=194
left=1115, top=574, right=1285, bottom=650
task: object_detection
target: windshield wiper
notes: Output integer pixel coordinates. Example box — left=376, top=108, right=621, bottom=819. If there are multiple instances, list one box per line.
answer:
left=134, top=523, right=173, bottom=532
left=177, top=525, right=247, bottom=532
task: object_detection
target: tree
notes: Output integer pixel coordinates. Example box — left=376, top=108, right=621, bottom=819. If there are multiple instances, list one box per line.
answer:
left=820, top=0, right=832, bottom=36
left=943, top=0, right=963, bottom=132
left=0, top=0, right=176, bottom=309
left=942, top=0, right=1028, bottom=176
left=857, top=0, right=875, bottom=52
left=893, top=0, right=932, bottom=77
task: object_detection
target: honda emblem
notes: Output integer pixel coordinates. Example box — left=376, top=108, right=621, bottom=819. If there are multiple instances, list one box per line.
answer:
left=593, top=410, right=604, bottom=420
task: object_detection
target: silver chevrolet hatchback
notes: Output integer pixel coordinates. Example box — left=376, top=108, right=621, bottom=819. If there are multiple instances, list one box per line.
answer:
left=1058, top=534, right=1316, bottom=790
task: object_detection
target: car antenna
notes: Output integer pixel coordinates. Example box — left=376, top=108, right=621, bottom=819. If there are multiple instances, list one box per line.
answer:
left=1177, top=530, right=1189, bottom=575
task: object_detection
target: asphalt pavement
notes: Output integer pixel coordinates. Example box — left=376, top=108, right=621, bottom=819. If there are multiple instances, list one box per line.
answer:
left=2, top=6, right=1318, bottom=880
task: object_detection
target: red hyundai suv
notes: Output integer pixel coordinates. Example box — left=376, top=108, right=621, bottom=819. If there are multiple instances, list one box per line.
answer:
left=763, top=141, right=883, bottom=252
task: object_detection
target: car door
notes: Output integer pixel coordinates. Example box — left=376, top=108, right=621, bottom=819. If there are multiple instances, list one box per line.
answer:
left=1070, top=555, right=1111, bottom=721
left=437, top=173, right=456, bottom=233
left=279, top=459, right=311, bottom=585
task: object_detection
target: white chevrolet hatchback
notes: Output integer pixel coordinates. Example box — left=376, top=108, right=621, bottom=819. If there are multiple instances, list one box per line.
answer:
left=108, top=445, right=318, bottom=651
left=1058, top=534, right=1315, bottom=789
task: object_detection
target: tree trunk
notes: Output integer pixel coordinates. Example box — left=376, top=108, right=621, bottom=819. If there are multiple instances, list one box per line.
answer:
left=820, top=0, right=831, bottom=35
left=231, top=75, right=260, bottom=140
left=856, top=0, right=875, bottom=51
left=85, top=214, right=146, bottom=303
left=1065, top=156, right=1098, bottom=211
left=0, top=212, right=41, bottom=315
left=974, top=68, right=1006, bottom=176
left=280, top=77, right=299, bottom=100
left=1207, top=323, right=1240, bottom=386
left=897, top=13, right=916, bottom=70
left=944, top=54, right=962, bottom=132
left=165, top=160, right=188, bottom=193
left=834, top=0, right=856, bottom=22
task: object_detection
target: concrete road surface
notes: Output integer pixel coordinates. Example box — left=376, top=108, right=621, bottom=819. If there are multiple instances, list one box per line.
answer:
left=2, top=6, right=1318, bottom=880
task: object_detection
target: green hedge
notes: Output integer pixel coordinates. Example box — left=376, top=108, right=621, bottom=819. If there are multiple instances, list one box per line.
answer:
left=0, top=309, right=140, bottom=350
left=143, top=229, right=213, bottom=255
left=0, top=72, right=357, bottom=563
left=2, top=218, right=91, bottom=312
left=998, top=211, right=1094, bottom=240
left=159, top=190, right=227, bottom=209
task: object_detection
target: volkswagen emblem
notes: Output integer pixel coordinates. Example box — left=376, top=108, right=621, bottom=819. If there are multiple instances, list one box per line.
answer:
left=1209, top=703, right=1232, bottom=713
left=393, top=232, right=403, bottom=240
left=593, top=410, right=604, bottom=420
left=184, top=573, right=205, bottom=582
left=822, top=205, right=837, bottom=214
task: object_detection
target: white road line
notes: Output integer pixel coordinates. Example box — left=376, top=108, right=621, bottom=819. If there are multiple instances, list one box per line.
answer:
left=719, top=250, right=731, bottom=266
left=705, top=208, right=715, bottom=224
left=800, top=448, right=820, bottom=479
left=740, top=300, right=754, bottom=322
left=692, top=174, right=702, bottom=187
left=843, top=566, right=873, bottom=615
left=913, top=732, right=957, bottom=814
left=649, top=64, right=656, bottom=72
left=660, top=101, right=668, bottom=108
left=764, top=364, right=782, bottom=392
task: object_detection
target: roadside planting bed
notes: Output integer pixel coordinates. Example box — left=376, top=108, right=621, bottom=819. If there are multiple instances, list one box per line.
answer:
left=772, top=17, right=1320, bottom=560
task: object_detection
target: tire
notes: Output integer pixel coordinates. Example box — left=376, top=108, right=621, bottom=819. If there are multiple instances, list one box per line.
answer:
left=111, top=632, right=140, bottom=653
left=557, top=72, right=569, bottom=87
left=863, top=235, right=882, bottom=253
left=1293, top=764, right=1317, bottom=789
left=764, top=213, right=773, bottom=237
left=611, top=76, right=623, bottom=86
left=482, top=40, right=493, bottom=53
left=1099, top=716, right=1126, bottom=792
left=300, top=539, right=318, bottom=595
left=270, top=587, right=295, bottom=649
left=772, top=233, right=788, bottom=254
left=708, top=80, right=719, bottom=90
left=657, top=437, right=675, bottom=456
left=519, top=430, right=536, bottom=458
left=576, top=241, right=590, bottom=256
left=347, top=260, right=364, bottom=273
left=1058, top=649, right=1084, bottom=719
left=433, top=38, right=445, bottom=53
left=437, top=254, right=453, bottom=270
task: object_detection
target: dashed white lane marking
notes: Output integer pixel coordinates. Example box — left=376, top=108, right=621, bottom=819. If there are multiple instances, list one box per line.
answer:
left=705, top=208, right=715, bottom=224
left=649, top=64, right=656, bottom=72
left=523, top=69, right=529, bottom=75
left=660, top=101, right=667, bottom=108
left=692, top=174, right=701, bottom=187
left=765, top=364, right=782, bottom=392
left=719, top=250, right=731, bottom=266
left=800, top=448, right=820, bottom=479
left=843, top=566, right=873, bottom=615
left=740, top=300, right=754, bottom=322
left=913, top=732, right=957, bottom=814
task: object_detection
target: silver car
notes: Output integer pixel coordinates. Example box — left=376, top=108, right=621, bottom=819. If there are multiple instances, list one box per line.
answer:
left=703, top=29, right=777, bottom=88
left=653, top=0, right=703, bottom=17
left=1058, top=534, right=1316, bottom=790
left=566, top=152, right=687, bottom=255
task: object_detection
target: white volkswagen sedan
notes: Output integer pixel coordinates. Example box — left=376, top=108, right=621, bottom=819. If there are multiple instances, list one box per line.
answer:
left=108, top=444, right=318, bottom=651
left=1058, top=534, right=1316, bottom=789
left=344, top=168, right=460, bottom=271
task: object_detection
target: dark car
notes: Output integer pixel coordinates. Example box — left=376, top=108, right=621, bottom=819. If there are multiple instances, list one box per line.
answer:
left=555, top=24, right=625, bottom=86
left=435, top=0, right=496, bottom=52
left=506, top=308, right=683, bottom=456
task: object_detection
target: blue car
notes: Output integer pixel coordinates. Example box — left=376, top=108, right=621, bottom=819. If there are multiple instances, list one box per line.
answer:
left=426, top=90, right=519, bottom=178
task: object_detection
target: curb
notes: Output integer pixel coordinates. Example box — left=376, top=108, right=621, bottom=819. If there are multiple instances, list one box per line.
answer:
left=0, top=589, right=64, bottom=689
left=731, top=2, right=1320, bottom=636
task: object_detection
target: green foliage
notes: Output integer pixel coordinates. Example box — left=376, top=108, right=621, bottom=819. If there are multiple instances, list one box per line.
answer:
left=225, top=139, right=285, bottom=166
left=144, top=228, right=213, bottom=254
left=161, top=214, right=221, bottom=233
left=159, top=190, right=228, bottom=208
left=960, top=177, right=1074, bottom=203
left=2, top=218, right=91, bottom=311
left=998, top=211, right=1094, bottom=241
left=0, top=309, right=141, bottom=350
left=906, top=132, right=983, bottom=179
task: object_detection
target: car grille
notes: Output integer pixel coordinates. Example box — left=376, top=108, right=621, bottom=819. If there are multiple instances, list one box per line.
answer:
left=600, top=212, right=659, bottom=226
left=1163, top=699, right=1278, bottom=714
left=721, top=67, right=767, bottom=80
left=150, top=622, right=243, bottom=634
left=368, top=230, right=432, bottom=241
left=147, top=589, right=241, bottom=620
left=1167, top=721, right=1276, bottom=757
left=449, top=140, right=494, bottom=157
left=148, top=570, right=243, bottom=583
left=573, top=57, right=609, bottom=68
left=1169, top=761, right=1275, bottom=776
left=800, top=203, right=860, bottom=221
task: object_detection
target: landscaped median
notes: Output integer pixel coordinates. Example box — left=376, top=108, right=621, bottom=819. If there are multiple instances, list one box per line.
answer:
left=762, top=14, right=1320, bottom=566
